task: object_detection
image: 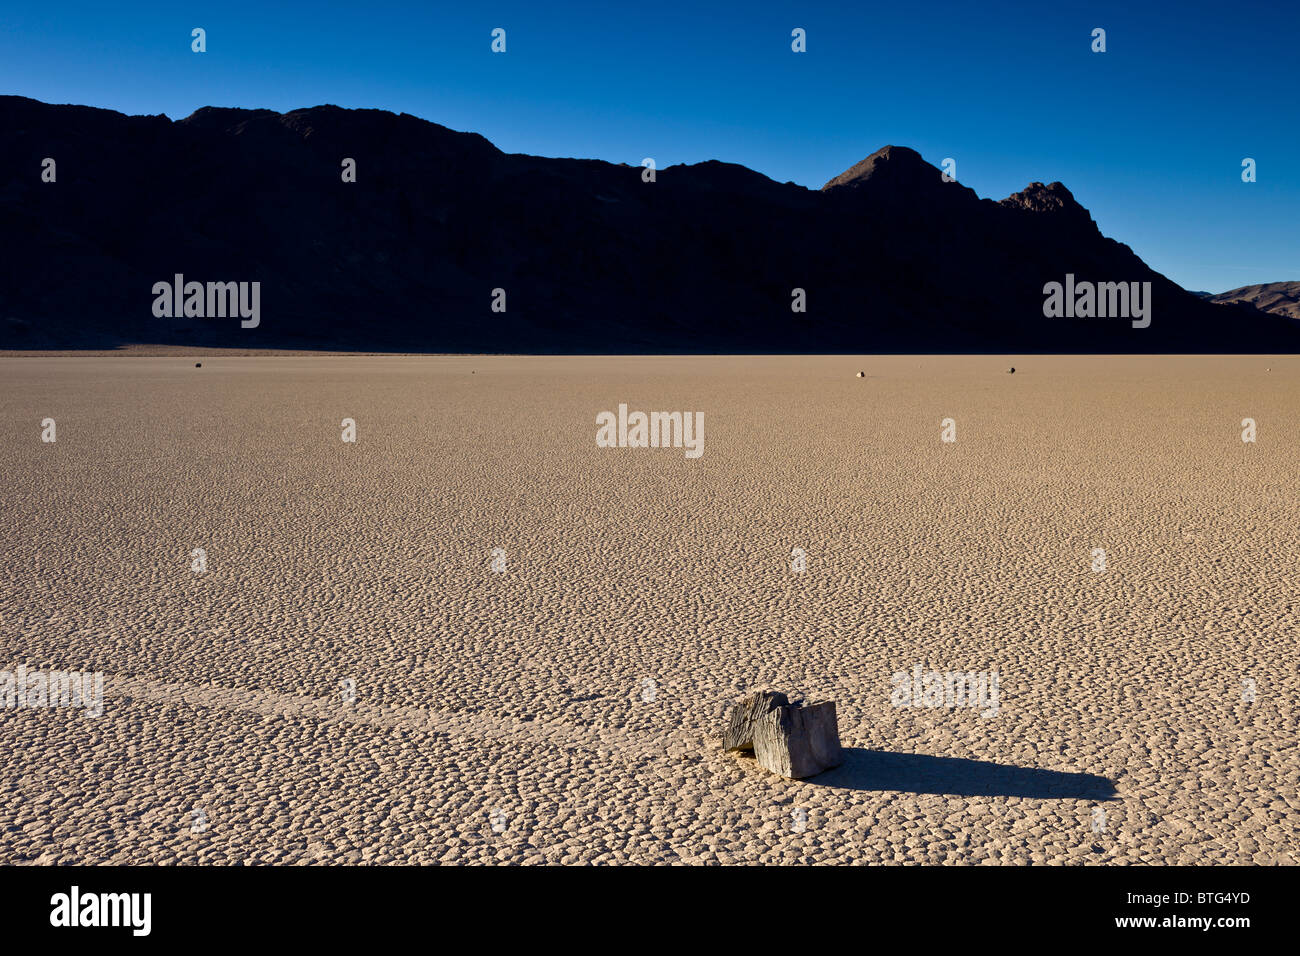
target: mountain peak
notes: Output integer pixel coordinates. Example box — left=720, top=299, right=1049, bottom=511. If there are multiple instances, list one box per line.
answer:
left=820, top=145, right=935, bottom=192
left=1000, top=181, right=1080, bottom=213
left=998, top=181, right=1098, bottom=236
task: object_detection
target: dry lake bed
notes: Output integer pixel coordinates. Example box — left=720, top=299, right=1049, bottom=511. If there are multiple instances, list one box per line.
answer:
left=1, top=353, right=1297, bottom=864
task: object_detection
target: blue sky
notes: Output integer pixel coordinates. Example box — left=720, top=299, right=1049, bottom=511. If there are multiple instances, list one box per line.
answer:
left=3, top=0, right=1296, bottom=292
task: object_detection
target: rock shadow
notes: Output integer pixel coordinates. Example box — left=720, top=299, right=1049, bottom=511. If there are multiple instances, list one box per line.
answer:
left=807, top=748, right=1117, bottom=799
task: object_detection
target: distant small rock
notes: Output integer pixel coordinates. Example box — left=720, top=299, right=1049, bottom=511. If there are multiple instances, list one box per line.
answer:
left=1008, top=367, right=1015, bottom=374
left=855, top=371, right=865, bottom=378
left=195, top=362, right=202, bottom=368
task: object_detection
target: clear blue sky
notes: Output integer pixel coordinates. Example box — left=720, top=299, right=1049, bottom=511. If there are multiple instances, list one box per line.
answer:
left=3, top=0, right=1296, bottom=292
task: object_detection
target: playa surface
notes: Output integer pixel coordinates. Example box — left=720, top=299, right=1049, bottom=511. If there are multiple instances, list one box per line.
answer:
left=1, top=354, right=1296, bottom=864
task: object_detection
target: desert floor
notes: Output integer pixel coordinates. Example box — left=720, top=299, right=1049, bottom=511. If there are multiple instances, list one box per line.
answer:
left=1, top=353, right=1296, bottom=864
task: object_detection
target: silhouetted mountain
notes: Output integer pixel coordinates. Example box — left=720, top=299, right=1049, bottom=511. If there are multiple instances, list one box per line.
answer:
left=1208, top=282, right=1300, bottom=320
left=1, top=96, right=1294, bottom=351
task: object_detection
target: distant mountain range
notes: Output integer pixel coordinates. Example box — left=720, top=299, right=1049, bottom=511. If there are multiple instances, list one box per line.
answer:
left=1205, top=282, right=1300, bottom=320
left=1, top=96, right=1295, bottom=351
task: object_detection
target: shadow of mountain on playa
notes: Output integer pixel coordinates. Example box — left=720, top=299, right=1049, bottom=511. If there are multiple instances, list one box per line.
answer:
left=810, top=749, right=1117, bottom=799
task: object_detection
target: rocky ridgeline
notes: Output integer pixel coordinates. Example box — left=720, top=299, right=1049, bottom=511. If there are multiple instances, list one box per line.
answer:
left=3, top=95, right=1292, bottom=352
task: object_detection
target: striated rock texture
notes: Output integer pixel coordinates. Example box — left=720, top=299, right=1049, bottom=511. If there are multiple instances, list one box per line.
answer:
left=723, top=692, right=844, bottom=779
left=1, top=97, right=1294, bottom=352
left=722, top=691, right=789, bottom=752
left=753, top=701, right=844, bottom=780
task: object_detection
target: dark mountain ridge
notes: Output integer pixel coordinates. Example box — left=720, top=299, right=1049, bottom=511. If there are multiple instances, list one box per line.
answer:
left=1, top=96, right=1293, bottom=351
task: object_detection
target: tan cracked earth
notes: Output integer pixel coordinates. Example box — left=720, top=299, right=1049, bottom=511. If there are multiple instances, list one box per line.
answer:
left=1, top=354, right=1297, bottom=865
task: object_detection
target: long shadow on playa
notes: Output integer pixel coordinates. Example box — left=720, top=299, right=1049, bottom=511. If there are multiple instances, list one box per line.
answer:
left=807, top=749, right=1117, bottom=799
